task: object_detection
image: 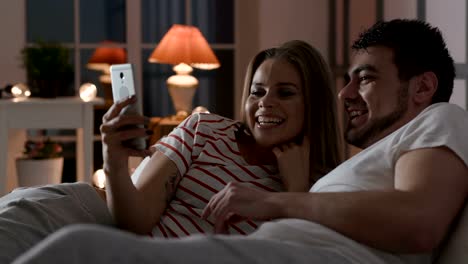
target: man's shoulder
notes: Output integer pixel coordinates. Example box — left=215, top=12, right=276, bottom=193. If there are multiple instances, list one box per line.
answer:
left=404, top=103, right=468, bottom=133
left=383, top=103, right=466, bottom=140
left=392, top=102, right=468, bottom=163
left=419, top=102, right=467, bottom=120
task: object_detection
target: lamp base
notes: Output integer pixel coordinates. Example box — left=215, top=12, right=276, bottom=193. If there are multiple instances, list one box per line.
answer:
left=172, top=110, right=190, bottom=121
left=168, top=84, right=196, bottom=119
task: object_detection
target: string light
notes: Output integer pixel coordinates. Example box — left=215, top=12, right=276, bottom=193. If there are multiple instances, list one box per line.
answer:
left=79, top=83, right=97, bottom=101
left=93, top=168, right=106, bottom=189
left=11, top=83, right=31, bottom=99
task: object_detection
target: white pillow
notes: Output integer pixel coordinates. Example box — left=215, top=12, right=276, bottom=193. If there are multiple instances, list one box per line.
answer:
left=435, top=201, right=468, bottom=264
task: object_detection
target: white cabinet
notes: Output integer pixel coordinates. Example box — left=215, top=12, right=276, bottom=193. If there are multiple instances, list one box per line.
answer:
left=0, top=97, right=103, bottom=194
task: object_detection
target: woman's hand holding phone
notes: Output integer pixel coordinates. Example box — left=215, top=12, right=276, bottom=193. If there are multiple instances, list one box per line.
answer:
left=100, top=96, right=153, bottom=176
left=109, top=63, right=147, bottom=151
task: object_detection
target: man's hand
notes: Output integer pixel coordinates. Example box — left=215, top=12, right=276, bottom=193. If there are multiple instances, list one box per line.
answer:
left=201, top=182, right=282, bottom=234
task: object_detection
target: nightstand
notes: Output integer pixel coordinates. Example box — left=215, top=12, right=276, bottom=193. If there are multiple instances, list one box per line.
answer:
left=148, top=116, right=182, bottom=145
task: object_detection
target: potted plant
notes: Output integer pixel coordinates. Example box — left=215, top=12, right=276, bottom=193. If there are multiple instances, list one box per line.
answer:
left=16, top=138, right=64, bottom=187
left=21, top=41, right=74, bottom=98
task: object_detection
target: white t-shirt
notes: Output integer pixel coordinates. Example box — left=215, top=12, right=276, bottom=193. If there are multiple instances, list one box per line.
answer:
left=250, top=103, right=468, bottom=264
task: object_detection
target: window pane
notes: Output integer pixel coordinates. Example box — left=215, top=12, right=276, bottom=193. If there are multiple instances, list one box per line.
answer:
left=195, top=49, right=234, bottom=118
left=142, top=49, right=234, bottom=118
left=80, top=0, right=126, bottom=43
left=63, top=48, right=76, bottom=96
left=142, top=49, right=176, bottom=117
left=80, top=49, right=107, bottom=98
left=27, top=0, right=74, bottom=42
left=451, top=79, right=467, bottom=110
left=192, top=0, right=234, bottom=43
left=141, top=0, right=186, bottom=43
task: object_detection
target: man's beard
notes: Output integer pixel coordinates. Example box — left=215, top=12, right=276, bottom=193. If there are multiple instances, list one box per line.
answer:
left=345, top=83, right=409, bottom=148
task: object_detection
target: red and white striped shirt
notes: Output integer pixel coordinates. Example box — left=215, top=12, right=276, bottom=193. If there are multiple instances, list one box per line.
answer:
left=153, top=113, right=284, bottom=237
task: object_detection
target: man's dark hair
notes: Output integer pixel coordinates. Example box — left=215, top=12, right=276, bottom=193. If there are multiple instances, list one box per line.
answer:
left=352, top=19, right=455, bottom=103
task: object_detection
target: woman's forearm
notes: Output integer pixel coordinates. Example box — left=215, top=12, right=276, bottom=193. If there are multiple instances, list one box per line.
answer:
left=104, top=154, right=170, bottom=235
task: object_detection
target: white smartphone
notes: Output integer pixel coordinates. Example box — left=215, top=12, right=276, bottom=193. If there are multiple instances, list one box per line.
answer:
left=109, top=63, right=147, bottom=150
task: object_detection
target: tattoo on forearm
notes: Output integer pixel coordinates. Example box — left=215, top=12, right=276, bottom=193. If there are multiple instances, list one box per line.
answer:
left=165, top=171, right=181, bottom=203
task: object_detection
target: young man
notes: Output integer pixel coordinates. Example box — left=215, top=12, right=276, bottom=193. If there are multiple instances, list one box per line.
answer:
left=13, top=19, right=468, bottom=264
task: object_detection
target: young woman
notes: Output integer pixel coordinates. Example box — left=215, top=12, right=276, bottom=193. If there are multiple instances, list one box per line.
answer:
left=0, top=40, right=343, bottom=262
left=100, top=39, right=343, bottom=236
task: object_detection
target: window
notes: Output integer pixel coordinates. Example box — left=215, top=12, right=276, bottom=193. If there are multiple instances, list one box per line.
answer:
left=25, top=0, right=235, bottom=179
left=26, top=0, right=235, bottom=118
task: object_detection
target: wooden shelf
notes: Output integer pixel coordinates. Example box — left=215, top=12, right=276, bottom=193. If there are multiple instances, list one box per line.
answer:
left=27, top=134, right=102, bottom=143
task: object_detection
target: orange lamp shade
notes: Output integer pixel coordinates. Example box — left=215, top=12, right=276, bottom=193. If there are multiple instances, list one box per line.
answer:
left=87, top=41, right=127, bottom=73
left=148, top=24, right=220, bottom=70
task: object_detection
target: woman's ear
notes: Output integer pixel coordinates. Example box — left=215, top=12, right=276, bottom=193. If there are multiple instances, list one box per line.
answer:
left=412, top=71, right=438, bottom=105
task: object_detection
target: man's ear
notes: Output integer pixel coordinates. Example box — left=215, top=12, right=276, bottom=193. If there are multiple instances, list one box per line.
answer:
left=412, top=71, right=438, bottom=104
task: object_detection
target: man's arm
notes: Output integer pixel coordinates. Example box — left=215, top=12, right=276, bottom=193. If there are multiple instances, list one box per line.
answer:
left=279, top=147, right=467, bottom=252
left=204, top=147, right=468, bottom=253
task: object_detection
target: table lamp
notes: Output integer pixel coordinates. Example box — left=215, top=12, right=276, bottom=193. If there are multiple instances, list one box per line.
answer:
left=87, top=41, right=127, bottom=106
left=148, top=24, right=220, bottom=119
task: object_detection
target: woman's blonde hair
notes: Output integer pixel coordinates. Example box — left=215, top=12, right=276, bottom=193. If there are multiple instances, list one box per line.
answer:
left=240, top=40, right=344, bottom=181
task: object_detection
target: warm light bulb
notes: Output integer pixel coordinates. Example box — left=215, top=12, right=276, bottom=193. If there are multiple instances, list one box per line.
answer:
left=93, top=169, right=106, bottom=189
left=79, top=83, right=97, bottom=101
left=173, top=63, right=193, bottom=75
left=11, top=83, right=31, bottom=99
left=167, top=63, right=198, bottom=87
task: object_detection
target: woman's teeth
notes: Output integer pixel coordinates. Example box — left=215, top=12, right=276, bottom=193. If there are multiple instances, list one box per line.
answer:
left=256, top=116, right=284, bottom=127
